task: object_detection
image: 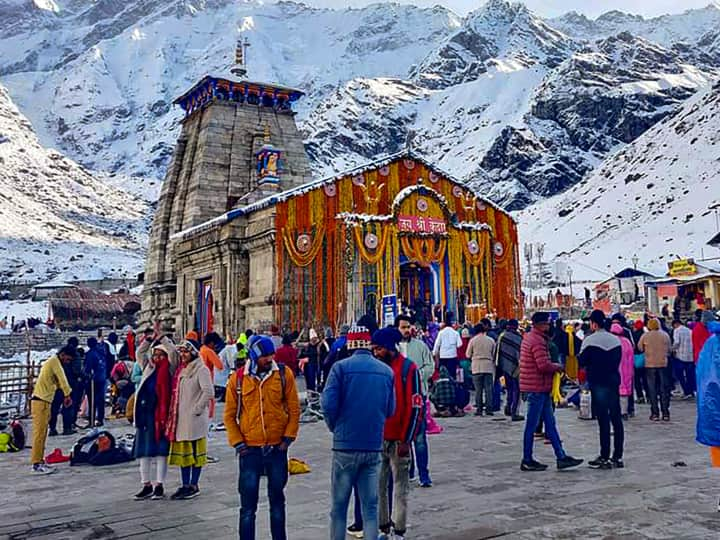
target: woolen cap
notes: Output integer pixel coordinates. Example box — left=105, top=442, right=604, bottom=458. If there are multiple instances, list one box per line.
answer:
left=531, top=312, right=550, bottom=324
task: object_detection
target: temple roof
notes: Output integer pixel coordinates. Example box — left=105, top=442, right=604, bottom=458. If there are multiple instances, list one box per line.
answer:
left=173, top=74, right=304, bottom=114
left=170, top=149, right=514, bottom=242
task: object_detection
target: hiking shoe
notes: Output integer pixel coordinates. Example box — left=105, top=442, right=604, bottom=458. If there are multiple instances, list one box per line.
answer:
left=588, top=457, right=612, bottom=470
left=557, top=455, right=583, bottom=470
left=182, top=486, right=200, bottom=500
left=347, top=523, right=363, bottom=538
left=170, top=486, right=189, bottom=500
left=520, top=460, right=548, bottom=472
left=662, top=415, right=670, bottom=422
left=649, top=415, right=660, bottom=421
left=151, top=484, right=165, bottom=500
left=31, top=463, right=55, bottom=475
left=612, top=458, right=624, bottom=469
left=511, top=415, right=525, bottom=421
left=134, top=485, right=153, bottom=500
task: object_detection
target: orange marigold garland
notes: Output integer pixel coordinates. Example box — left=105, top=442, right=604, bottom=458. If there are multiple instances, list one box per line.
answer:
left=282, top=225, right=325, bottom=267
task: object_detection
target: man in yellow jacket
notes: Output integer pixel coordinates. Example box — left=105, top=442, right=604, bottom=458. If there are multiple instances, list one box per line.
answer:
left=224, top=335, right=300, bottom=540
left=31, top=346, right=74, bottom=474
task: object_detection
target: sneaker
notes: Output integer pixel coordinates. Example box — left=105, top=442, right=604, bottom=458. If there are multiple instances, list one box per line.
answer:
left=650, top=415, right=660, bottom=421
left=511, top=415, right=525, bottom=421
left=612, top=458, right=624, bottom=469
left=31, top=463, right=56, bottom=475
left=520, top=459, right=548, bottom=472
left=134, top=484, right=153, bottom=500
left=206, top=455, right=219, bottom=464
left=170, top=486, right=189, bottom=500
left=682, top=394, right=694, bottom=401
left=48, top=428, right=58, bottom=437
left=182, top=486, right=200, bottom=500
left=347, top=523, right=363, bottom=538
left=588, top=457, right=612, bottom=470
left=419, top=481, right=432, bottom=488
left=94, top=421, right=104, bottom=427
left=485, top=411, right=494, bottom=416
left=662, top=415, right=670, bottom=422
left=557, top=455, right=583, bottom=470
left=151, top=484, right=165, bottom=500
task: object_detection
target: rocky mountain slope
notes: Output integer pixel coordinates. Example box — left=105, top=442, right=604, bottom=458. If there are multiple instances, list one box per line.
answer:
left=0, top=82, right=150, bottom=282
left=518, top=79, right=720, bottom=278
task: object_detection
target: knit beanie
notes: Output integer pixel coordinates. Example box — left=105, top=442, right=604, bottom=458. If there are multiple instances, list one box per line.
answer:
left=177, top=339, right=200, bottom=357
left=647, top=318, right=660, bottom=331
left=371, top=327, right=403, bottom=352
left=248, top=335, right=275, bottom=362
left=633, top=320, right=644, bottom=331
left=347, top=325, right=372, bottom=350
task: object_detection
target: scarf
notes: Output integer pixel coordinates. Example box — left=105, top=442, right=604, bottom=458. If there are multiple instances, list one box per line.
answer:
left=153, top=356, right=171, bottom=443
left=166, top=361, right=186, bottom=442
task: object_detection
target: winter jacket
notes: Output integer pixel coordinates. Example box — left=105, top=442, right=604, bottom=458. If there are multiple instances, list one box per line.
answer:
left=638, top=330, right=671, bottom=368
left=33, top=354, right=71, bottom=403
left=398, top=338, right=434, bottom=396
left=171, top=359, right=214, bottom=442
left=384, top=354, right=423, bottom=444
left=466, top=334, right=496, bottom=375
left=321, top=349, right=395, bottom=452
left=199, top=344, right=223, bottom=379
left=579, top=329, right=622, bottom=388
left=84, top=341, right=107, bottom=383
left=696, top=325, right=720, bottom=446
left=496, top=329, right=522, bottom=378
left=519, top=328, right=561, bottom=393
left=224, top=361, right=300, bottom=448
left=617, top=335, right=635, bottom=396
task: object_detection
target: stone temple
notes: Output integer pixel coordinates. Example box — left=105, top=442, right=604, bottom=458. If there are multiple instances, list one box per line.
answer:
left=140, top=44, right=522, bottom=338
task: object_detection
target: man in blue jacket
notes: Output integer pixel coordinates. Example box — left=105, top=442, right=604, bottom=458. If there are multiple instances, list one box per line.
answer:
left=83, top=337, right=107, bottom=427
left=322, top=324, right=395, bottom=540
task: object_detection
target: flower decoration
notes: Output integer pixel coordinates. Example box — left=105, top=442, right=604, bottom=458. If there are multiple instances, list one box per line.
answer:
left=493, top=241, right=504, bottom=258
left=428, top=171, right=439, bottom=184
left=379, top=165, right=390, bottom=176
left=324, top=184, right=337, bottom=197
left=416, top=198, right=429, bottom=212
left=452, top=185, right=463, bottom=198
left=403, top=159, right=415, bottom=170
left=468, top=240, right=480, bottom=255
left=476, top=200, right=487, bottom=211
left=352, top=174, right=365, bottom=186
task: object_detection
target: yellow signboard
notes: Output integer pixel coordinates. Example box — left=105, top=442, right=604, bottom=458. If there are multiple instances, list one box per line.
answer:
left=668, top=258, right=697, bottom=277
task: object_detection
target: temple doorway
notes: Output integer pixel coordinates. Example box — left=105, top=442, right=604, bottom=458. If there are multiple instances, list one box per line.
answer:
left=399, top=262, right=434, bottom=325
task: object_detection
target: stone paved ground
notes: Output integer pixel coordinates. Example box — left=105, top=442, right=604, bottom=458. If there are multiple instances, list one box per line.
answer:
left=1, top=399, right=719, bottom=539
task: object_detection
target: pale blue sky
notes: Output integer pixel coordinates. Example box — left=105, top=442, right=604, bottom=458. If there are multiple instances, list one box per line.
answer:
left=304, top=0, right=718, bottom=18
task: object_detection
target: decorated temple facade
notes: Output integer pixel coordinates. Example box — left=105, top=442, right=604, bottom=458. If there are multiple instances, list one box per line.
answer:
left=164, top=151, right=521, bottom=337
left=141, top=45, right=521, bottom=337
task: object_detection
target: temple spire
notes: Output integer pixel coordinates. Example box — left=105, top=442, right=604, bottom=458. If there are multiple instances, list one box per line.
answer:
left=231, top=37, right=250, bottom=78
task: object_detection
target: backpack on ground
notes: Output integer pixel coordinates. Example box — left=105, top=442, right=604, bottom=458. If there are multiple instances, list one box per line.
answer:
left=71, top=429, right=133, bottom=466
left=9, top=419, right=25, bottom=451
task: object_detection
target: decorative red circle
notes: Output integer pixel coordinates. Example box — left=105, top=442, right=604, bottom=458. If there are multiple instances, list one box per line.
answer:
left=296, top=234, right=312, bottom=253
left=364, top=233, right=378, bottom=250
left=324, top=184, right=337, bottom=197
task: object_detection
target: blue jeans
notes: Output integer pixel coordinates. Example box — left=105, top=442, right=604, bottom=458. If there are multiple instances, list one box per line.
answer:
left=523, top=392, right=565, bottom=462
left=591, top=385, right=624, bottom=460
left=411, top=416, right=431, bottom=485
left=330, top=451, right=380, bottom=540
left=86, top=379, right=106, bottom=424
left=238, top=447, right=288, bottom=540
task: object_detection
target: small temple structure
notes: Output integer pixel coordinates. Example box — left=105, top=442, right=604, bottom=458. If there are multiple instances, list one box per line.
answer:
left=140, top=41, right=522, bottom=336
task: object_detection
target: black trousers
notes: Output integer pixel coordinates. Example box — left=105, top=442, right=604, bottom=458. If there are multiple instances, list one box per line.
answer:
left=646, top=367, right=670, bottom=417
left=592, top=385, right=624, bottom=460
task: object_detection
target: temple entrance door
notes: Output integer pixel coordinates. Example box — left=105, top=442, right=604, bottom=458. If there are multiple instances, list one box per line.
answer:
left=196, top=278, right=214, bottom=339
left=400, top=263, right=433, bottom=324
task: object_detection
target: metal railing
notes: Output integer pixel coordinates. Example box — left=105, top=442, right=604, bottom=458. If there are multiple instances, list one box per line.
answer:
left=0, top=361, right=41, bottom=416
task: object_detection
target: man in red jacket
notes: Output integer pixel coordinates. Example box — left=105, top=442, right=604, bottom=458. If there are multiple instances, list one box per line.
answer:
left=693, top=309, right=712, bottom=364
left=371, top=327, right=422, bottom=540
left=520, top=312, right=583, bottom=472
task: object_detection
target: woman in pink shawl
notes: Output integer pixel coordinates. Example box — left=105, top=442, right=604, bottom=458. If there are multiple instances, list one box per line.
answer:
left=611, top=323, right=635, bottom=420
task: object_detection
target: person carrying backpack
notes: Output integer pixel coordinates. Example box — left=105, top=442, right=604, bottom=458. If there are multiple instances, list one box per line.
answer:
left=224, top=335, right=300, bottom=540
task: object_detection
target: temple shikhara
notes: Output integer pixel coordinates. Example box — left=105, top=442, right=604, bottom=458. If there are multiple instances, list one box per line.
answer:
left=140, top=42, right=522, bottom=336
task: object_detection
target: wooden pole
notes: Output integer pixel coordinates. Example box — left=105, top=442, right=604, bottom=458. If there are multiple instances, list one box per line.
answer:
left=24, top=320, right=32, bottom=417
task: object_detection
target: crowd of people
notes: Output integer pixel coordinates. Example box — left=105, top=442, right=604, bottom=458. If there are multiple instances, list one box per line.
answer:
left=25, top=304, right=720, bottom=537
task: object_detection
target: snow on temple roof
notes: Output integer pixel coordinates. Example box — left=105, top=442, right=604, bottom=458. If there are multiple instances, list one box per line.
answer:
left=170, top=149, right=512, bottom=242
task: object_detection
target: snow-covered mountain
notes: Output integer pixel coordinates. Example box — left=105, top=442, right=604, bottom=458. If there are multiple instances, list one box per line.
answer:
left=518, top=79, right=720, bottom=279
left=0, top=82, right=151, bottom=283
